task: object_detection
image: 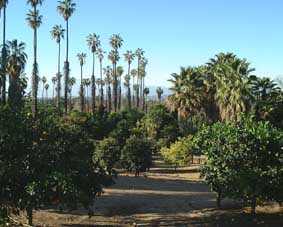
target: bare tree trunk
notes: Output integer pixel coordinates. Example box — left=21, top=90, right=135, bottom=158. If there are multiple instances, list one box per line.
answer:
left=64, top=19, right=70, bottom=115
left=91, top=52, right=96, bottom=114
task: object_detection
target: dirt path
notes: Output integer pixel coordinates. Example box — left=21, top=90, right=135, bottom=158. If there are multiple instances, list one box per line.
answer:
left=30, top=160, right=283, bottom=226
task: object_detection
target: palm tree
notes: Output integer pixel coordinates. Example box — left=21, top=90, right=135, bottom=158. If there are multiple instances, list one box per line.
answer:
left=87, top=33, right=100, bottom=113
left=117, top=66, right=124, bottom=110
left=26, top=0, right=44, bottom=118
left=131, top=69, right=137, bottom=107
left=77, top=52, right=86, bottom=112
left=124, top=74, right=131, bottom=109
left=109, top=34, right=123, bottom=112
left=135, top=48, right=144, bottom=108
left=140, top=58, right=148, bottom=110
left=57, top=0, right=76, bottom=114
left=104, top=66, right=112, bottom=112
left=83, top=78, right=91, bottom=112
left=156, top=87, right=163, bottom=102
left=0, top=0, right=8, bottom=104
left=51, top=24, right=65, bottom=112
left=143, top=87, right=149, bottom=112
left=41, top=76, right=46, bottom=101
left=96, top=48, right=105, bottom=108
left=51, top=76, right=57, bottom=103
left=6, top=39, right=27, bottom=109
left=44, top=83, right=49, bottom=100
left=124, top=50, right=135, bottom=109
left=67, top=76, right=76, bottom=108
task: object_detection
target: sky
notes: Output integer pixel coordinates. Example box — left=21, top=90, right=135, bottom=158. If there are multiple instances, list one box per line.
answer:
left=5, top=0, right=283, bottom=93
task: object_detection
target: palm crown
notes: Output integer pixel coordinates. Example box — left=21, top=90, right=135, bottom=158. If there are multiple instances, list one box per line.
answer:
left=124, top=50, right=135, bottom=65
left=110, top=34, right=123, bottom=50
left=77, top=53, right=86, bottom=66
left=87, top=33, right=100, bottom=53
left=26, top=10, right=42, bottom=29
left=57, top=0, right=76, bottom=21
left=51, top=25, right=65, bottom=43
left=27, top=0, right=44, bottom=7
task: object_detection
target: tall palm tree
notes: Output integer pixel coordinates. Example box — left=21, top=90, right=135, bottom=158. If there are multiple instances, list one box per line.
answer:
left=87, top=33, right=100, bottom=113
left=0, top=0, right=8, bottom=104
left=83, top=78, right=91, bottom=112
left=135, top=48, right=144, bottom=108
left=109, top=34, right=123, bottom=112
left=104, top=66, right=112, bottom=112
left=26, top=0, right=44, bottom=118
left=117, top=66, right=124, bottom=110
left=124, top=74, right=131, bottom=109
left=40, top=76, right=46, bottom=101
left=51, top=76, right=57, bottom=103
left=156, top=87, right=163, bottom=102
left=140, top=58, right=148, bottom=110
left=44, top=83, right=49, bottom=100
left=96, top=48, right=105, bottom=108
left=124, top=50, right=135, bottom=109
left=130, top=69, right=137, bottom=107
left=6, top=39, right=27, bottom=109
left=143, top=87, right=149, bottom=112
left=77, top=52, right=86, bottom=112
left=57, top=0, right=76, bottom=114
left=51, top=24, right=65, bottom=112
left=67, top=76, right=76, bottom=108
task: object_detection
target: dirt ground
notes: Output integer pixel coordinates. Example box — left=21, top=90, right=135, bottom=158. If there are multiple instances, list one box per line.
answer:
left=18, top=161, right=283, bottom=227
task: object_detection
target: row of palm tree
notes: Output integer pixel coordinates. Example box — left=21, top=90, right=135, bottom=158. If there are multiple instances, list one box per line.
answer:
left=167, top=53, right=282, bottom=123
left=0, top=0, right=163, bottom=116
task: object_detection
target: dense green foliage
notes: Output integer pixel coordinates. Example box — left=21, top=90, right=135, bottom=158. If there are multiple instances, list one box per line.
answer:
left=121, top=135, right=153, bottom=176
left=197, top=117, right=283, bottom=214
left=161, top=136, right=195, bottom=168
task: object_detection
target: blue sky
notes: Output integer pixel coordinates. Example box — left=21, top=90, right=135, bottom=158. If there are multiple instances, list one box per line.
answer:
left=6, top=0, right=283, bottom=91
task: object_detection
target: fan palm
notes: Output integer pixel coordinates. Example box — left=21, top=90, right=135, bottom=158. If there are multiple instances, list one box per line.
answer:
left=156, top=87, right=163, bottom=102
left=109, top=34, right=123, bottom=112
left=104, top=66, right=112, bottom=112
left=124, top=74, right=131, bottom=109
left=96, top=48, right=105, bottom=107
left=67, top=76, right=76, bottom=108
left=44, top=83, right=49, bottom=100
left=57, top=0, right=76, bottom=114
left=51, top=76, right=57, bottom=102
left=77, top=52, right=86, bottom=112
left=51, top=24, right=65, bottom=112
left=124, top=50, right=135, bottom=108
left=87, top=33, right=100, bottom=113
left=117, top=66, right=124, bottom=110
left=135, top=48, right=144, bottom=107
left=41, top=76, right=46, bottom=101
left=6, top=40, right=27, bottom=109
left=131, top=69, right=137, bottom=106
left=143, top=87, right=149, bottom=112
left=26, top=0, right=43, bottom=118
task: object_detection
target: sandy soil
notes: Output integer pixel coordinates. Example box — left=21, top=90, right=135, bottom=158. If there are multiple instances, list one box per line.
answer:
left=17, top=161, right=283, bottom=227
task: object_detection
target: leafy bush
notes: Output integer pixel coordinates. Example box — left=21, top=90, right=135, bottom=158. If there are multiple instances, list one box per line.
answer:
left=198, top=117, right=283, bottom=214
left=161, top=136, right=195, bottom=168
left=121, top=135, right=153, bottom=176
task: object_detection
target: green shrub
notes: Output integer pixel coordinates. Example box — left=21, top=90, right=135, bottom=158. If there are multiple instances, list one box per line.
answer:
left=121, top=135, right=153, bottom=176
left=198, top=117, right=283, bottom=214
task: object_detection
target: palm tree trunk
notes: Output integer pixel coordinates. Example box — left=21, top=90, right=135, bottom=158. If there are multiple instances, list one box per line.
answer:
left=100, top=59, right=103, bottom=108
left=64, top=19, right=69, bottom=114
left=80, top=65, right=84, bottom=112
left=108, top=84, right=112, bottom=112
left=57, top=40, right=61, bottom=113
left=127, top=63, right=131, bottom=109
left=113, top=62, right=118, bottom=112
left=118, top=79, right=121, bottom=110
left=91, top=52, right=96, bottom=114
left=32, top=14, right=38, bottom=118
left=1, top=4, right=7, bottom=104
